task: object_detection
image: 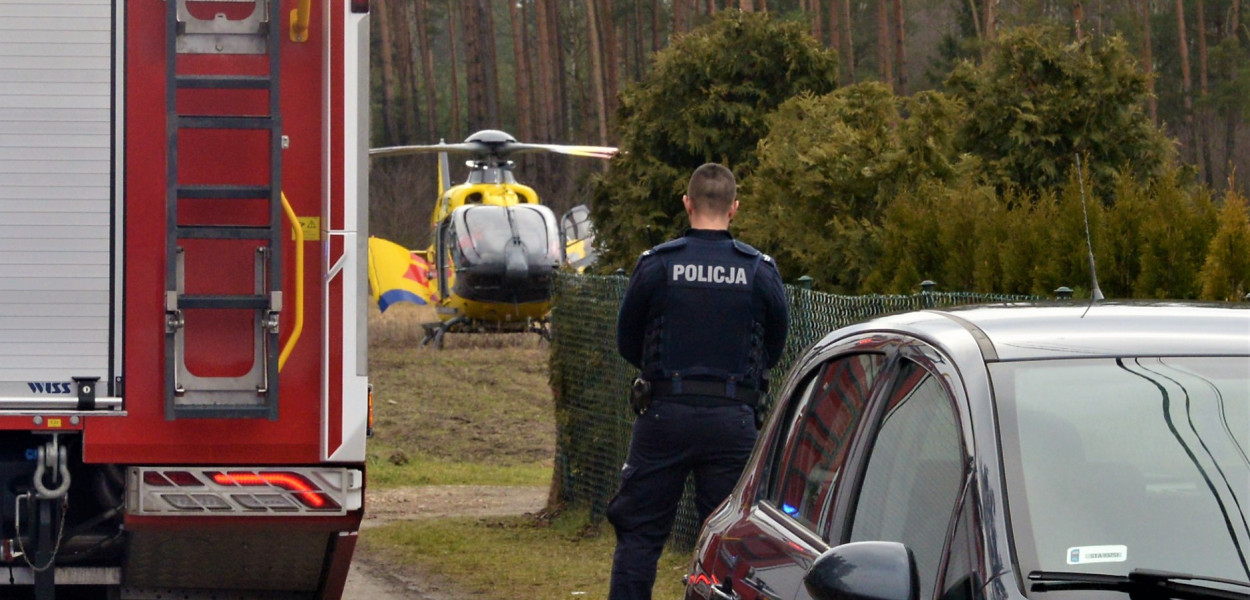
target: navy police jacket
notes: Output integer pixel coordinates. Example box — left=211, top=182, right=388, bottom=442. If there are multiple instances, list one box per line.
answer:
left=617, top=229, right=789, bottom=394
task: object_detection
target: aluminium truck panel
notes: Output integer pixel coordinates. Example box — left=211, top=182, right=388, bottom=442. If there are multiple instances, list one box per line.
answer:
left=0, top=0, right=123, bottom=403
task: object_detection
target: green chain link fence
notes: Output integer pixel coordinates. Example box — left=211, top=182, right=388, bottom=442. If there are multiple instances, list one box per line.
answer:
left=548, top=272, right=1038, bottom=551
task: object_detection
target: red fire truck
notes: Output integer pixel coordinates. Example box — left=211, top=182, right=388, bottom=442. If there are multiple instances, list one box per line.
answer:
left=0, top=1, right=370, bottom=598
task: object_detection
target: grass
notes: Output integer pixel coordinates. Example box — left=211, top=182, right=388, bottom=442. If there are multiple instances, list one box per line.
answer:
left=364, top=303, right=692, bottom=599
left=367, top=303, right=554, bottom=488
left=361, top=510, right=689, bottom=600
left=366, top=454, right=553, bottom=487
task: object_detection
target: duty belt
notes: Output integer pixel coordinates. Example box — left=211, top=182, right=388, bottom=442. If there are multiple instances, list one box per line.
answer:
left=651, top=380, right=760, bottom=406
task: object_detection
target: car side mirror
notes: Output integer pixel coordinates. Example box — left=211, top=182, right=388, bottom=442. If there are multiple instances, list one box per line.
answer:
left=803, top=541, right=920, bottom=600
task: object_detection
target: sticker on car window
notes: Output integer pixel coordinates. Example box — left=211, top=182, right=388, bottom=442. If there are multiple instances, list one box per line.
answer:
left=1067, top=545, right=1128, bottom=565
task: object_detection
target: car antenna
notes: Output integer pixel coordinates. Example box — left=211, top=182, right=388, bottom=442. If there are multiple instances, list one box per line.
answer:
left=1074, top=154, right=1104, bottom=316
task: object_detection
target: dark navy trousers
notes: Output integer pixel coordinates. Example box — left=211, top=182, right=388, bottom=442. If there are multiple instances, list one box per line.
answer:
left=607, top=400, right=758, bottom=600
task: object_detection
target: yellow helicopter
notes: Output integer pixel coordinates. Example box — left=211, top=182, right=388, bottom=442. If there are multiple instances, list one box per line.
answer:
left=368, top=129, right=616, bottom=348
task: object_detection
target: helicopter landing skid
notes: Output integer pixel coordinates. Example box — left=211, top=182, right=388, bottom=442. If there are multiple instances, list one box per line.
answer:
left=419, top=316, right=550, bottom=350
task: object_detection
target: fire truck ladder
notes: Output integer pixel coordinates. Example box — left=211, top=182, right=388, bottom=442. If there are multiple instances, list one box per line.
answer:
left=164, top=0, right=281, bottom=420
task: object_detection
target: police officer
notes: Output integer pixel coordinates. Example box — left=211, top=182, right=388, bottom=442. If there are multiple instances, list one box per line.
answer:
left=608, top=163, right=789, bottom=600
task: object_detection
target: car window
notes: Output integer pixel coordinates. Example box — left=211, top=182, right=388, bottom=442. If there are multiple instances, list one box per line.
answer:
left=767, top=353, right=885, bottom=531
left=849, top=359, right=965, bottom=600
left=939, top=488, right=981, bottom=600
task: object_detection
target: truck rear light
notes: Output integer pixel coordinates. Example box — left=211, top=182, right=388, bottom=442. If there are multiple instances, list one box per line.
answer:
left=130, top=467, right=361, bottom=516
left=209, top=471, right=341, bottom=510
left=142, top=470, right=206, bottom=487
left=165, top=471, right=202, bottom=486
left=143, top=472, right=175, bottom=487
left=367, top=384, right=375, bottom=438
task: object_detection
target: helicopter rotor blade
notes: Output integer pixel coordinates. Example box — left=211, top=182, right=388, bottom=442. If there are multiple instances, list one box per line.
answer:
left=507, top=143, right=618, bottom=159
left=369, top=142, right=486, bottom=158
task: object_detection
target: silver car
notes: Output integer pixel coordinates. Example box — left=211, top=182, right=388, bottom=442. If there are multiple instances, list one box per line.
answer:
left=686, top=303, right=1250, bottom=600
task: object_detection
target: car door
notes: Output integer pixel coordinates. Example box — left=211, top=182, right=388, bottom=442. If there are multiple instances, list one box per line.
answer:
left=714, top=343, right=893, bottom=600
left=818, top=343, right=977, bottom=600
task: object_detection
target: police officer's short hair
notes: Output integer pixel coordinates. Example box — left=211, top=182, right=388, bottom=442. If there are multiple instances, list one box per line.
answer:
left=687, top=163, right=736, bottom=215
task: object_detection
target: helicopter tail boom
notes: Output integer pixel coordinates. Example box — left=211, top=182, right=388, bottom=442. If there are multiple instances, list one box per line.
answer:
left=438, top=150, right=450, bottom=196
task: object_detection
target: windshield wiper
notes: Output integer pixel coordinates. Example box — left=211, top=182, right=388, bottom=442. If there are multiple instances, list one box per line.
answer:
left=1028, top=569, right=1250, bottom=600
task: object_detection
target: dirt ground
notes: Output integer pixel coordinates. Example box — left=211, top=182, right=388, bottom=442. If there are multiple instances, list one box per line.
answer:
left=344, top=485, right=549, bottom=599
left=362, top=485, right=548, bottom=526
left=355, top=307, right=558, bottom=598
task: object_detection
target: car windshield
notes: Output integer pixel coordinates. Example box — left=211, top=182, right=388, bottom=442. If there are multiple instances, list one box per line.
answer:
left=992, top=357, right=1250, bottom=590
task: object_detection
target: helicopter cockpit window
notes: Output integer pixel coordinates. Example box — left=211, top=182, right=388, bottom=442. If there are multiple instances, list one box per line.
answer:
left=561, top=205, right=594, bottom=241
left=455, top=205, right=561, bottom=266
left=441, top=221, right=462, bottom=268
left=510, top=206, right=561, bottom=261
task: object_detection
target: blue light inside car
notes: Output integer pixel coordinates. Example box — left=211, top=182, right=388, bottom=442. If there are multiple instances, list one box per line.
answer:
left=782, top=503, right=798, bottom=516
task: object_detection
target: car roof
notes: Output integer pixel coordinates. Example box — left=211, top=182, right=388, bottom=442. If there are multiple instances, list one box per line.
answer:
left=852, top=302, right=1250, bottom=361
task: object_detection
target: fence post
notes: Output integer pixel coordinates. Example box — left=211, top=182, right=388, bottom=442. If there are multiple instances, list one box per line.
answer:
left=920, top=280, right=936, bottom=309
left=796, top=276, right=813, bottom=348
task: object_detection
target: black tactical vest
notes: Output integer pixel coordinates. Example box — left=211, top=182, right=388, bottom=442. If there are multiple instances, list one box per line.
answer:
left=641, top=236, right=765, bottom=392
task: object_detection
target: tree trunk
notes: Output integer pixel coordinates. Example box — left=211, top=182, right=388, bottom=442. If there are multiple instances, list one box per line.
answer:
left=461, top=2, right=484, bottom=129
left=602, top=0, right=620, bottom=131
left=892, top=0, right=906, bottom=94
left=376, top=2, right=400, bottom=145
left=551, top=0, right=568, bottom=140
left=842, top=0, right=855, bottom=82
left=509, top=0, right=533, bottom=143
left=1232, top=0, right=1242, bottom=40
left=588, top=0, right=608, bottom=145
left=652, top=0, right=661, bottom=53
left=1226, top=0, right=1240, bottom=170
left=808, top=0, right=824, bottom=45
left=1198, top=0, right=1209, bottom=96
left=389, top=1, right=416, bottom=141
left=1140, top=0, right=1157, bottom=124
left=967, top=0, right=983, bottom=42
left=1177, top=0, right=1195, bottom=164
left=462, top=1, right=500, bottom=131
left=1074, top=0, right=1085, bottom=41
left=878, top=0, right=892, bottom=90
left=412, top=1, right=437, bottom=141
left=480, top=0, right=501, bottom=128
left=633, top=0, right=646, bottom=80
left=740, top=0, right=753, bottom=11
left=447, top=0, right=462, bottom=139
left=1197, top=0, right=1213, bottom=185
left=984, top=0, right=995, bottom=43
left=534, top=0, right=556, bottom=141
left=829, top=0, right=841, bottom=53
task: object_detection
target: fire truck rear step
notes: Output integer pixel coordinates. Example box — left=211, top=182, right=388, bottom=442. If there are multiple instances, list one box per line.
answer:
left=164, top=0, right=282, bottom=421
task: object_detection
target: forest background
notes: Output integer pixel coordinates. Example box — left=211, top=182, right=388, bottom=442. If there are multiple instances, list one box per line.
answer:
left=369, top=0, right=1250, bottom=300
